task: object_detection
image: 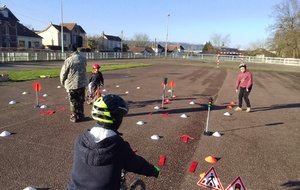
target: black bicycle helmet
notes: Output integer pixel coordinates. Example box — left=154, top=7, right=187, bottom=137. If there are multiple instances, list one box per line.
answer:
left=239, top=63, right=247, bottom=68
left=91, top=94, right=128, bottom=131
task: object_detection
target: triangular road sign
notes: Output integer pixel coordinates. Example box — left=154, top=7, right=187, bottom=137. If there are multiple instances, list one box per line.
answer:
left=197, top=166, right=223, bottom=190
left=225, top=176, right=247, bottom=190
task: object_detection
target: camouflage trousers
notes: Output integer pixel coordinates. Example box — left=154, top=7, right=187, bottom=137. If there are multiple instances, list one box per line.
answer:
left=68, top=87, right=85, bottom=118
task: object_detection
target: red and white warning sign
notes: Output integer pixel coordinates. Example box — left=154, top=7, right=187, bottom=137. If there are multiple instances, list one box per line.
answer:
left=225, top=176, right=247, bottom=190
left=197, top=166, right=223, bottom=190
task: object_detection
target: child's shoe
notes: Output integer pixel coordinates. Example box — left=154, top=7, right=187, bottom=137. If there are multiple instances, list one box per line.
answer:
left=234, top=107, right=242, bottom=111
left=70, top=114, right=77, bottom=123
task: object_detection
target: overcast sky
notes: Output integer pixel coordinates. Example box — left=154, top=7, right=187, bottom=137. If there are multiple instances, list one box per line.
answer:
left=1, top=0, right=283, bottom=49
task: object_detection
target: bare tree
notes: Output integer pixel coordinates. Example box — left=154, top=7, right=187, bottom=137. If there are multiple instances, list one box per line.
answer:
left=268, top=0, right=300, bottom=58
left=131, top=33, right=150, bottom=46
left=247, top=39, right=268, bottom=51
left=210, top=32, right=231, bottom=49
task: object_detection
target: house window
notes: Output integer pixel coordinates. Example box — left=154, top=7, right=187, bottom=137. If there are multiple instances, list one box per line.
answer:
left=5, top=40, right=10, bottom=47
left=34, top=41, right=40, bottom=48
left=19, top=41, right=25, bottom=48
left=5, top=25, right=9, bottom=35
left=63, top=34, right=67, bottom=42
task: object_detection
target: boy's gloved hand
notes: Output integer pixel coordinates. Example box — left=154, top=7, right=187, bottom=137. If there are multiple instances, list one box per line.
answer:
left=154, top=166, right=160, bottom=177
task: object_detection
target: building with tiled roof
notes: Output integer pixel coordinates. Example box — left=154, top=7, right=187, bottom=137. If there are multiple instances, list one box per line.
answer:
left=0, top=5, right=42, bottom=48
left=37, top=22, right=86, bottom=50
left=17, top=22, right=42, bottom=48
left=127, top=45, right=155, bottom=54
left=0, top=5, right=18, bottom=47
left=98, top=32, right=122, bottom=51
left=167, top=45, right=185, bottom=55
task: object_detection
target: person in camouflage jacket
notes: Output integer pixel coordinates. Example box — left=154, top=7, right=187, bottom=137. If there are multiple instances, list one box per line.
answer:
left=60, top=46, right=88, bottom=122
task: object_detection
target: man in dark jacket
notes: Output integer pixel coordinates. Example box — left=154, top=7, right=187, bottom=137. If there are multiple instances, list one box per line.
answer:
left=60, top=45, right=88, bottom=122
left=67, top=94, right=160, bottom=190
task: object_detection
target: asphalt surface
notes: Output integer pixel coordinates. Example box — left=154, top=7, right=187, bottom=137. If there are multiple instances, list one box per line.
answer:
left=0, top=59, right=300, bottom=190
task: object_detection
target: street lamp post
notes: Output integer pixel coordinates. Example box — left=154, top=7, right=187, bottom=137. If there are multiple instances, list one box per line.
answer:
left=61, top=0, right=64, bottom=54
left=165, top=14, right=170, bottom=58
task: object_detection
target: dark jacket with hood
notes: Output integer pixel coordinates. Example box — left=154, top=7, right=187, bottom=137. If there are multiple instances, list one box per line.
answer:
left=67, top=124, right=159, bottom=190
left=89, top=71, right=104, bottom=86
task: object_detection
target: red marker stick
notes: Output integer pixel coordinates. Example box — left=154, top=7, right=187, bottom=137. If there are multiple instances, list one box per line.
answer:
left=189, top=161, right=198, bottom=173
left=159, top=155, right=166, bottom=166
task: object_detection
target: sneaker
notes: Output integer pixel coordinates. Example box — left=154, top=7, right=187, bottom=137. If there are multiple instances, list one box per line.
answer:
left=86, top=98, right=92, bottom=105
left=234, top=107, right=242, bottom=111
left=246, top=108, right=251, bottom=113
left=70, top=114, right=77, bottom=123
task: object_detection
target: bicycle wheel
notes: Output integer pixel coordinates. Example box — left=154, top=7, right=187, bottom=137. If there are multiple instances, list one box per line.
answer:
left=85, top=88, right=92, bottom=104
left=129, top=179, right=146, bottom=190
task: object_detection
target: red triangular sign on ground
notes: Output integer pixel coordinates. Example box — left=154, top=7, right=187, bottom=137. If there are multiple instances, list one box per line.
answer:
left=197, top=166, right=223, bottom=190
left=225, top=176, right=247, bottom=190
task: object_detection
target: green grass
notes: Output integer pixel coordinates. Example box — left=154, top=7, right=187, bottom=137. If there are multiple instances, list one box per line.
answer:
left=5, top=63, right=152, bottom=82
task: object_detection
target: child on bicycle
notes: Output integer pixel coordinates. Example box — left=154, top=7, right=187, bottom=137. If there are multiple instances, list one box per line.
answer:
left=88, top=63, right=104, bottom=99
left=67, top=94, right=160, bottom=190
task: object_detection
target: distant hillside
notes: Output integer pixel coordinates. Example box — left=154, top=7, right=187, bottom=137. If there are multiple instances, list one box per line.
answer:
left=158, top=41, right=204, bottom=51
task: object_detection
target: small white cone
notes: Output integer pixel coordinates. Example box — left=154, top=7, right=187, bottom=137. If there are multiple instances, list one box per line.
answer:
left=9, top=100, right=16, bottom=105
left=180, top=114, right=188, bottom=118
left=23, top=187, right=37, bottom=190
left=168, top=89, right=172, bottom=92
left=136, top=86, right=140, bottom=89
left=57, top=85, right=61, bottom=88
left=223, top=112, right=231, bottom=116
left=22, top=91, right=28, bottom=95
left=116, top=85, right=119, bottom=87
left=189, top=101, right=195, bottom=105
left=151, top=135, right=160, bottom=140
left=136, top=121, right=145, bottom=125
left=125, top=91, right=129, bottom=94
left=102, top=89, right=107, bottom=92
left=40, top=105, right=47, bottom=109
left=212, top=132, right=222, bottom=137
left=154, top=106, right=159, bottom=109
left=0, top=131, right=11, bottom=137
left=43, top=94, right=48, bottom=97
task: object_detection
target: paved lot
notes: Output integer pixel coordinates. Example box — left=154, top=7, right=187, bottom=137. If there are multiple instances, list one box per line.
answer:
left=0, top=59, right=300, bottom=190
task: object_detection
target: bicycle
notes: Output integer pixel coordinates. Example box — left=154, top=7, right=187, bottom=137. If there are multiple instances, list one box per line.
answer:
left=120, top=169, right=146, bottom=190
left=86, top=84, right=102, bottom=105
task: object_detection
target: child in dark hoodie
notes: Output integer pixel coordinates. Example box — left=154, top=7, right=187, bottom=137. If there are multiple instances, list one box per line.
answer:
left=67, top=94, right=160, bottom=190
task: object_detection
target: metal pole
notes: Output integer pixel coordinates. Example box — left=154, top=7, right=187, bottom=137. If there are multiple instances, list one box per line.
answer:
left=61, top=0, right=64, bottom=53
left=121, top=30, right=123, bottom=53
left=205, top=106, right=210, bottom=133
left=165, top=14, right=170, bottom=58
left=161, top=84, right=165, bottom=108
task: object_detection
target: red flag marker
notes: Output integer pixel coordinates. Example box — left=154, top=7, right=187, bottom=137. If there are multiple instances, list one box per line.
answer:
left=33, top=82, right=42, bottom=92
left=41, top=110, right=55, bottom=115
left=38, top=97, right=46, bottom=102
left=178, top=135, right=194, bottom=143
left=161, top=112, right=169, bottom=117
left=159, top=155, right=166, bottom=166
left=189, top=161, right=198, bottom=173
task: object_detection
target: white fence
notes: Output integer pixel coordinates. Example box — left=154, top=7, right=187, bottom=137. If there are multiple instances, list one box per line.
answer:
left=1, top=51, right=300, bottom=66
